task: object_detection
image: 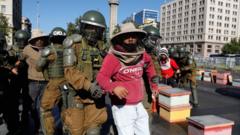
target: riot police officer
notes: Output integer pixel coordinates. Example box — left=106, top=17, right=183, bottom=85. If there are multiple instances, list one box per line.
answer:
left=177, top=47, right=199, bottom=107
left=63, top=10, right=108, bottom=135
left=38, top=27, right=102, bottom=135
left=4, top=30, right=31, bottom=134
left=0, top=32, right=9, bottom=128
left=142, top=25, right=162, bottom=111
left=142, top=25, right=161, bottom=54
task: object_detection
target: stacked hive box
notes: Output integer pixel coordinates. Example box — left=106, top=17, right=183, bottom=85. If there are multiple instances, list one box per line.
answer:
left=188, top=115, right=234, bottom=135
left=216, top=72, right=231, bottom=85
left=232, top=79, right=240, bottom=87
left=203, top=71, right=211, bottom=82
left=158, top=88, right=191, bottom=123
left=196, top=69, right=204, bottom=81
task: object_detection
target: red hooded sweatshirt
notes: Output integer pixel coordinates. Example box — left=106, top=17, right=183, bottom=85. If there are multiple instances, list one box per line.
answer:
left=96, top=52, right=158, bottom=105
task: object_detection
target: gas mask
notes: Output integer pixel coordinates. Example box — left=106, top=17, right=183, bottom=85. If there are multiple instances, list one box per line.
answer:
left=15, top=40, right=26, bottom=49
left=142, top=35, right=160, bottom=52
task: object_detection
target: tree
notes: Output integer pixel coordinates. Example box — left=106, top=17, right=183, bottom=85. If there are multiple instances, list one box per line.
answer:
left=66, top=16, right=81, bottom=36
left=0, top=13, right=10, bottom=37
left=222, top=38, right=240, bottom=54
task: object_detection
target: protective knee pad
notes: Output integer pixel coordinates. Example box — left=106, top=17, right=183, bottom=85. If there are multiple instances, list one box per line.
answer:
left=86, top=127, right=101, bottom=135
left=40, top=109, right=55, bottom=135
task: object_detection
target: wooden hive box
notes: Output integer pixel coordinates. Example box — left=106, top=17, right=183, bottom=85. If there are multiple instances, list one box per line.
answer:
left=203, top=71, right=212, bottom=82
left=159, top=104, right=191, bottom=123
left=158, top=88, right=191, bottom=107
left=187, top=115, right=234, bottom=135
left=232, top=79, right=240, bottom=87
left=216, top=72, right=231, bottom=85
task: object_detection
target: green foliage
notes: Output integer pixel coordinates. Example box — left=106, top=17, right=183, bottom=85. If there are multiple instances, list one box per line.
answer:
left=0, top=13, right=10, bottom=37
left=222, top=38, right=240, bottom=54
left=66, top=16, right=81, bottom=36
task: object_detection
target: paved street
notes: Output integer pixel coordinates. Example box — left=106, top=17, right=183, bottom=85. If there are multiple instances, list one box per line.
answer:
left=151, top=81, right=240, bottom=135
left=0, top=81, right=239, bottom=135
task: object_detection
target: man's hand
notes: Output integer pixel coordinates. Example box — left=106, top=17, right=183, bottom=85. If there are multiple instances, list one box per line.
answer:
left=152, top=89, right=159, bottom=98
left=151, top=75, right=161, bottom=84
left=11, top=67, right=18, bottom=75
left=112, top=86, right=128, bottom=100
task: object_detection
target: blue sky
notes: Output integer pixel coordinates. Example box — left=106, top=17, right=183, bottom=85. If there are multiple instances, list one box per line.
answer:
left=23, top=0, right=163, bottom=34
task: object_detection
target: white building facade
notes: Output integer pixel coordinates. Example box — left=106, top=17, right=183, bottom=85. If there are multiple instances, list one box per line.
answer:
left=160, top=0, right=240, bottom=57
left=0, top=0, right=22, bottom=45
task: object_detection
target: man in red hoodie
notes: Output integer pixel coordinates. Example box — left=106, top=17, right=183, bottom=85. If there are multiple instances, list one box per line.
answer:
left=96, top=22, right=159, bottom=135
left=157, top=47, right=179, bottom=87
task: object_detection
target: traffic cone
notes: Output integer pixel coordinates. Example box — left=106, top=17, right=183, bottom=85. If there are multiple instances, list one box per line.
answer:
left=151, top=96, right=157, bottom=113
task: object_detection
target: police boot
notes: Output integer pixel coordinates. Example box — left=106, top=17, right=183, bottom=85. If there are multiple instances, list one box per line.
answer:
left=190, top=88, right=199, bottom=107
left=86, top=127, right=101, bottom=135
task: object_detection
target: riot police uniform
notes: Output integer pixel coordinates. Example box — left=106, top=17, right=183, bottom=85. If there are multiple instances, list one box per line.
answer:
left=4, top=30, right=31, bottom=134
left=142, top=26, right=162, bottom=110
left=0, top=32, right=10, bottom=127
left=38, top=27, right=102, bottom=135
left=62, top=10, right=108, bottom=135
left=177, top=47, right=199, bottom=107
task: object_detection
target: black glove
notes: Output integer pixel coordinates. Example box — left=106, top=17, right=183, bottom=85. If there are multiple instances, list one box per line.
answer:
left=151, top=75, right=161, bottom=84
left=89, top=81, right=103, bottom=99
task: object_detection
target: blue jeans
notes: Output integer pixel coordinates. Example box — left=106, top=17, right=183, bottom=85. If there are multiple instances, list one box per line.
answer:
left=28, top=80, right=48, bottom=133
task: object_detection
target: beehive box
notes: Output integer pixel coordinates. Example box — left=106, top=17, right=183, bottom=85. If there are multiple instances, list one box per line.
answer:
left=159, top=104, right=191, bottom=123
left=216, top=72, right=231, bottom=85
left=158, top=83, right=172, bottom=91
left=203, top=71, right=212, bottom=82
left=158, top=88, right=191, bottom=107
left=232, top=79, right=240, bottom=87
left=188, top=115, right=234, bottom=135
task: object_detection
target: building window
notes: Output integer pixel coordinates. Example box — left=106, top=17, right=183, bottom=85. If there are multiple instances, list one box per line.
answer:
left=217, top=8, right=222, bottom=13
left=216, top=36, right=221, bottom=41
left=218, top=1, right=223, bottom=6
left=226, top=3, right=231, bottom=8
left=224, top=23, right=229, bottom=28
left=232, top=18, right=237, bottom=22
left=223, top=37, right=228, bottom=41
left=225, top=17, right=229, bottom=21
left=0, top=5, right=6, bottom=13
left=233, top=11, right=237, bottom=16
left=231, top=31, right=236, bottom=35
left=224, top=30, right=229, bottom=34
left=225, top=10, right=230, bottom=14
left=233, top=4, right=238, bottom=9
left=192, top=9, right=196, bottom=14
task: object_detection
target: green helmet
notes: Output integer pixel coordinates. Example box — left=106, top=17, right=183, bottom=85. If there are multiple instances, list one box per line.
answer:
left=142, top=26, right=161, bottom=53
left=49, top=27, right=67, bottom=43
left=80, top=10, right=106, bottom=46
left=81, top=10, right=106, bottom=28
left=178, top=47, right=186, bottom=53
left=14, top=30, right=30, bottom=48
left=143, top=25, right=161, bottom=38
left=168, top=47, right=175, bottom=55
left=178, top=47, right=187, bottom=58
